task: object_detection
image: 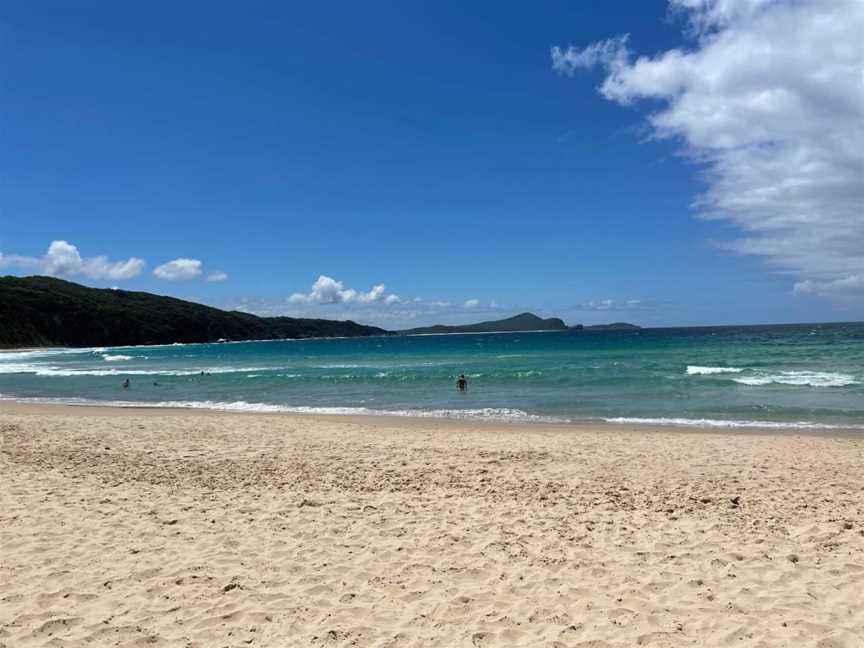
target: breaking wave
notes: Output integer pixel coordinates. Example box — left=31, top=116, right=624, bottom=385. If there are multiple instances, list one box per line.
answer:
left=686, top=365, right=744, bottom=375
left=0, top=395, right=567, bottom=423
left=732, top=371, right=858, bottom=387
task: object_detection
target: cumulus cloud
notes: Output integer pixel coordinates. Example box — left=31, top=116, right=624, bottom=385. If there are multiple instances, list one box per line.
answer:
left=553, top=0, right=864, bottom=299
left=0, top=240, right=144, bottom=280
left=288, top=275, right=401, bottom=305
left=793, top=275, right=864, bottom=300
left=153, top=258, right=203, bottom=281
left=206, top=270, right=229, bottom=282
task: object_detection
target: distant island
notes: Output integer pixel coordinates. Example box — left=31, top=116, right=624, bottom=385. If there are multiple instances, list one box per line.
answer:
left=399, top=313, right=641, bottom=335
left=0, top=276, right=385, bottom=348
left=399, top=312, right=568, bottom=335
left=0, top=276, right=640, bottom=348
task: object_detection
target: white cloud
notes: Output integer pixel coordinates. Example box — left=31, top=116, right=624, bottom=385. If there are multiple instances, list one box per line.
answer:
left=0, top=240, right=144, bottom=280
left=232, top=289, right=520, bottom=329
left=206, top=270, right=229, bottom=282
left=574, top=298, right=651, bottom=311
left=551, top=35, right=630, bottom=77
left=464, top=298, right=480, bottom=308
left=793, top=275, right=864, bottom=300
left=153, top=258, right=203, bottom=281
left=288, top=275, right=401, bottom=305
left=553, top=0, right=864, bottom=299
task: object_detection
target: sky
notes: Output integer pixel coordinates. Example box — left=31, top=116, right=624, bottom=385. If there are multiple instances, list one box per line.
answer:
left=1, top=0, right=862, bottom=329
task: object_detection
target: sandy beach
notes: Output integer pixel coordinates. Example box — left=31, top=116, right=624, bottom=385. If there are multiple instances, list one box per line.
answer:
left=1, top=404, right=862, bottom=647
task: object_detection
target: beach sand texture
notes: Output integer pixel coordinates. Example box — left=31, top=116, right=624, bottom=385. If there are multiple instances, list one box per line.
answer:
left=1, top=405, right=862, bottom=647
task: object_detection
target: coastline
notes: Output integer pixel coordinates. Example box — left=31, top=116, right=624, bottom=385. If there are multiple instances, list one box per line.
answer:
left=1, top=404, right=862, bottom=646
left=2, top=399, right=863, bottom=438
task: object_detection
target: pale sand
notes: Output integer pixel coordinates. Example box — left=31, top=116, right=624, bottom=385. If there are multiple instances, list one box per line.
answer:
left=1, top=404, right=862, bottom=648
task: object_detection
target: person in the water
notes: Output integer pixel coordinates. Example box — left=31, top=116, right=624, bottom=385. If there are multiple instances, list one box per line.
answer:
left=122, top=378, right=130, bottom=389
left=456, top=374, right=468, bottom=392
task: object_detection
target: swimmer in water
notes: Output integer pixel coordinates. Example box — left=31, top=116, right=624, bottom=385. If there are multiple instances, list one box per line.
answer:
left=456, top=374, right=468, bottom=392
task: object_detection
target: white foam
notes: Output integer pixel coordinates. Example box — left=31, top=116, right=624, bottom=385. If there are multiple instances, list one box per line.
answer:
left=6, top=366, right=278, bottom=377
left=0, top=347, right=101, bottom=361
left=605, top=417, right=863, bottom=430
left=0, top=395, right=566, bottom=423
left=732, top=371, right=858, bottom=387
left=686, top=365, right=744, bottom=375
left=102, top=354, right=134, bottom=362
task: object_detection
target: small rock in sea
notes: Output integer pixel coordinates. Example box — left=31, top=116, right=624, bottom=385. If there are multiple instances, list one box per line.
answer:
left=787, top=554, right=800, bottom=564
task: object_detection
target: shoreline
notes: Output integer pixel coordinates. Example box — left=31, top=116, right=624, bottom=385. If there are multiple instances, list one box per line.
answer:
left=2, top=399, right=862, bottom=438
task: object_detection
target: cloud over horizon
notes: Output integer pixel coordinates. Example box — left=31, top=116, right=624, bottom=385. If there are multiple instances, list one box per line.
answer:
left=0, top=240, right=145, bottom=280
left=553, top=0, right=864, bottom=299
left=288, top=275, right=401, bottom=305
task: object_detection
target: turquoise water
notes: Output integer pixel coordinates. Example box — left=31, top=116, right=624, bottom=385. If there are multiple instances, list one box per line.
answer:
left=2, top=323, right=863, bottom=429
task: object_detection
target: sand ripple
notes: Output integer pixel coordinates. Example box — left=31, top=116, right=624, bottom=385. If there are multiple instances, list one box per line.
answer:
left=1, top=408, right=862, bottom=647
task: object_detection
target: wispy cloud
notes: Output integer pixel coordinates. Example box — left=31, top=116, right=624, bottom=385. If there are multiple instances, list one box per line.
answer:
left=0, top=240, right=144, bottom=280
left=573, top=298, right=650, bottom=312
left=206, top=270, right=229, bottom=283
left=553, top=0, right=864, bottom=300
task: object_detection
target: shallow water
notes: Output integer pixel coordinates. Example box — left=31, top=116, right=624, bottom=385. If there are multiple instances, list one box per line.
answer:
left=2, top=322, right=863, bottom=429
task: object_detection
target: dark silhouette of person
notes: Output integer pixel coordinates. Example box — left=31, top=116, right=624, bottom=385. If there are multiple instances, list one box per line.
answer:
left=122, top=378, right=130, bottom=389
left=456, top=374, right=468, bottom=392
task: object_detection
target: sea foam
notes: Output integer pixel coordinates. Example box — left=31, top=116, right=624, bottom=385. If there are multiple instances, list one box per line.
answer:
left=732, top=371, right=858, bottom=387
left=604, top=416, right=863, bottom=430
left=0, top=395, right=566, bottom=423
left=686, top=365, right=744, bottom=375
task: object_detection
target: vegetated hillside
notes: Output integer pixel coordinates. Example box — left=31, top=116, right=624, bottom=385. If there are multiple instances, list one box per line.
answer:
left=0, top=276, right=387, bottom=348
left=400, top=312, right=567, bottom=335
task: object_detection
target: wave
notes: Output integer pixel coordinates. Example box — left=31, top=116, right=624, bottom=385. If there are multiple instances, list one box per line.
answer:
left=686, top=365, right=744, bottom=375
left=102, top=354, right=134, bottom=362
left=2, top=365, right=278, bottom=377
left=314, top=361, right=455, bottom=369
left=0, top=395, right=567, bottom=422
left=0, top=347, right=105, bottom=361
left=605, top=417, right=864, bottom=430
left=732, top=371, right=858, bottom=387
left=3, top=393, right=861, bottom=429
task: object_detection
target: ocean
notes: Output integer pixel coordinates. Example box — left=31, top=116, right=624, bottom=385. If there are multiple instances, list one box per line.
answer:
left=2, top=322, right=863, bottom=429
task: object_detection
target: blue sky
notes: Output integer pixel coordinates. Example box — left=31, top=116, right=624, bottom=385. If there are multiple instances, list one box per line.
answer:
left=2, top=1, right=862, bottom=328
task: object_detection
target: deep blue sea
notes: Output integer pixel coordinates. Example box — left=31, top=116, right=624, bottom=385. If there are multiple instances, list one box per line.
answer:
left=2, top=323, right=863, bottom=429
